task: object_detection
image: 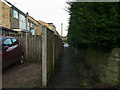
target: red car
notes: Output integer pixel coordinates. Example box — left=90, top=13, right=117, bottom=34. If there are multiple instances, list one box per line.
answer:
left=0, top=36, right=24, bottom=70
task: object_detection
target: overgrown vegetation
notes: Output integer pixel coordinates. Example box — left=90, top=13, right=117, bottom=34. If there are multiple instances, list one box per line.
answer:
left=67, top=2, right=120, bottom=51
left=67, top=2, right=120, bottom=87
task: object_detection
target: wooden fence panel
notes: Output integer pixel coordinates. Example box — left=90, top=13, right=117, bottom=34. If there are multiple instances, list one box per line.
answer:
left=3, top=28, right=63, bottom=87
left=3, top=34, right=42, bottom=62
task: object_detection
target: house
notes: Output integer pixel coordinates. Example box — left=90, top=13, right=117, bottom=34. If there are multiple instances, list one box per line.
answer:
left=0, top=0, right=28, bottom=34
left=8, top=1, right=28, bottom=33
left=38, top=20, right=61, bottom=37
left=38, top=20, right=56, bottom=32
left=27, top=14, right=42, bottom=35
left=0, top=0, right=57, bottom=36
left=0, top=0, right=11, bottom=29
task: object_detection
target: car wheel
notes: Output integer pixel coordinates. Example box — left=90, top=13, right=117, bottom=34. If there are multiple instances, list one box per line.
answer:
left=19, top=54, right=24, bottom=64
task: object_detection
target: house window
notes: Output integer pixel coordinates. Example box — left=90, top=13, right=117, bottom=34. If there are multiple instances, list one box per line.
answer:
left=31, top=23, right=34, bottom=28
left=13, top=10, right=18, bottom=19
left=19, top=14, right=26, bottom=30
left=31, top=29, right=35, bottom=35
left=27, top=21, right=30, bottom=31
left=30, top=23, right=35, bottom=35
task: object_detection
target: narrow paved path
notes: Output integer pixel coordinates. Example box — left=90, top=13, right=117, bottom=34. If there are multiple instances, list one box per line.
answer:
left=48, top=47, right=81, bottom=88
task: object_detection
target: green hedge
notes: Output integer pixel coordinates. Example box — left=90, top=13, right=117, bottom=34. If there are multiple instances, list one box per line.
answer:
left=67, top=2, right=120, bottom=51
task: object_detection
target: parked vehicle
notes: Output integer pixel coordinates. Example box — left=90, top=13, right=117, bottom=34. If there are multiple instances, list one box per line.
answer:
left=63, top=43, right=69, bottom=47
left=0, top=36, right=24, bottom=70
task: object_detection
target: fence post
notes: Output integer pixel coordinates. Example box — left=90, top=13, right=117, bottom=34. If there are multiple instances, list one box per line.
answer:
left=26, top=32, right=28, bottom=60
left=53, top=35, right=55, bottom=70
left=42, top=26, right=47, bottom=87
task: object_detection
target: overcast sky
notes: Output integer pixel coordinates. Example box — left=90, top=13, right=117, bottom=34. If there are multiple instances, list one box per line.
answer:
left=6, top=0, right=70, bottom=36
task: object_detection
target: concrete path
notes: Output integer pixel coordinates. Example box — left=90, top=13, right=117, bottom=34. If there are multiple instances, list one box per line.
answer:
left=48, top=47, right=81, bottom=88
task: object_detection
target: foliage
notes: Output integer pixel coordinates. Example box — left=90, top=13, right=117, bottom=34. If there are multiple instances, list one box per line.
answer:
left=67, top=2, right=120, bottom=51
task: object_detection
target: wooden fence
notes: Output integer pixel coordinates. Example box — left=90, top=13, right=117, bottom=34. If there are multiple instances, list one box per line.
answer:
left=3, top=34, right=42, bottom=63
left=3, top=26, right=63, bottom=87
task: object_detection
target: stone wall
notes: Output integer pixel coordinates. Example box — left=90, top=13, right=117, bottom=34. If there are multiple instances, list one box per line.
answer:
left=1, top=1, right=11, bottom=29
left=73, top=47, right=120, bottom=86
left=10, top=8, right=19, bottom=29
left=101, top=48, right=120, bottom=85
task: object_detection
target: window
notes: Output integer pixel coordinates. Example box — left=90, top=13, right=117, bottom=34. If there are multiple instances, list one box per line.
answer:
left=0, top=37, right=3, bottom=43
left=31, top=23, right=34, bottom=28
left=19, top=14, right=25, bottom=22
left=3, top=39, right=12, bottom=47
left=13, top=10, right=18, bottom=19
left=12, top=38, right=19, bottom=45
left=31, top=29, right=35, bottom=35
left=19, top=14, right=26, bottom=30
left=27, top=22, right=30, bottom=31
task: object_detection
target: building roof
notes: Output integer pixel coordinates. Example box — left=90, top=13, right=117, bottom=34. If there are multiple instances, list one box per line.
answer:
left=38, top=20, right=54, bottom=31
left=1, top=27, right=18, bottom=33
left=4, top=0, right=27, bottom=16
left=28, top=15, right=42, bottom=26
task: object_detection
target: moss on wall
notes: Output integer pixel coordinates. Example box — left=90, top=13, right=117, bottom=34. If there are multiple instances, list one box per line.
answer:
left=73, top=47, right=120, bottom=86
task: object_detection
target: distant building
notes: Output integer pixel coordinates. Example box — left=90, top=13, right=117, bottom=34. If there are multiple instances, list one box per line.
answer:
left=47, top=23, right=56, bottom=32
left=38, top=20, right=56, bottom=32
left=62, top=36, right=67, bottom=41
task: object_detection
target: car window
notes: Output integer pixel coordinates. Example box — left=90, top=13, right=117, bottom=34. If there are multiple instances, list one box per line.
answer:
left=0, top=45, right=2, bottom=50
left=3, top=39, right=12, bottom=47
left=12, top=38, right=19, bottom=45
left=0, top=37, right=3, bottom=43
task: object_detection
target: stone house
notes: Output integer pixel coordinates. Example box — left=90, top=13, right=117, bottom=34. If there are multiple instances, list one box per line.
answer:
left=0, top=0, right=28, bottom=34
left=27, top=14, right=42, bottom=35
left=1, top=0, right=42, bottom=35
left=8, top=1, right=27, bottom=33
left=1, top=0, right=56, bottom=35
left=0, top=0, right=11, bottom=29
left=38, top=20, right=56, bottom=32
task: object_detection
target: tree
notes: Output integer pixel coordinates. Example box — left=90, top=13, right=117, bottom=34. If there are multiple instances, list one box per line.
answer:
left=67, top=2, right=120, bottom=51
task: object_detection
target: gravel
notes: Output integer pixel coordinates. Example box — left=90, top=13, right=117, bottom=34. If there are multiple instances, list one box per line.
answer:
left=2, top=61, right=42, bottom=88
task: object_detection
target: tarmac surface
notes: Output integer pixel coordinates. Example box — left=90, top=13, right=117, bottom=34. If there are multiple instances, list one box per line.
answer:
left=48, top=47, right=81, bottom=88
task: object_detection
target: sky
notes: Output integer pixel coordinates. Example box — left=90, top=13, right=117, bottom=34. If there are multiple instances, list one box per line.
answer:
left=6, top=0, right=70, bottom=36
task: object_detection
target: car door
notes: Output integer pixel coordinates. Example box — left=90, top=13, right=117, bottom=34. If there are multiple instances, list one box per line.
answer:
left=11, top=38, right=20, bottom=62
left=2, top=38, right=15, bottom=68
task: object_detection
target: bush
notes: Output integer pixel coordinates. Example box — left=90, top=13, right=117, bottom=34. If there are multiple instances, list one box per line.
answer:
left=67, top=2, right=120, bottom=51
